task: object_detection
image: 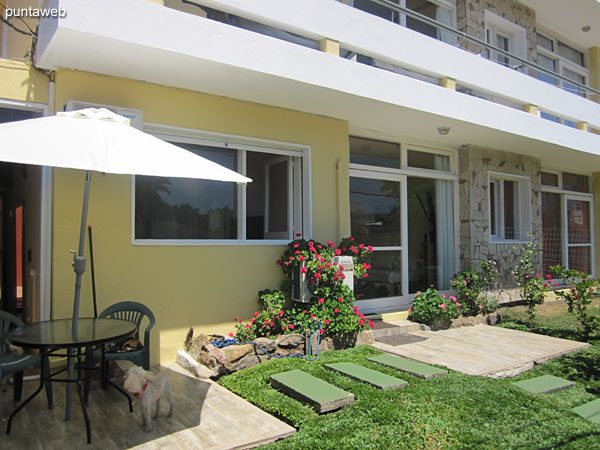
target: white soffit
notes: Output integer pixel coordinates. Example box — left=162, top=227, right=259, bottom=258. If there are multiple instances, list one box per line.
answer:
left=518, top=0, right=600, bottom=49
left=36, top=0, right=600, bottom=172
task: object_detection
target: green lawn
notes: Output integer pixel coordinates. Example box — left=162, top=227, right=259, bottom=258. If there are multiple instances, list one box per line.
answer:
left=219, top=307, right=600, bottom=449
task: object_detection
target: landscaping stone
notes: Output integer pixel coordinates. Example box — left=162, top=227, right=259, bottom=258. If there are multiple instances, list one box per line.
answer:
left=572, top=398, right=600, bottom=424
left=511, top=375, right=576, bottom=394
left=269, top=369, right=354, bottom=413
left=369, top=353, right=447, bottom=379
left=325, top=362, right=408, bottom=390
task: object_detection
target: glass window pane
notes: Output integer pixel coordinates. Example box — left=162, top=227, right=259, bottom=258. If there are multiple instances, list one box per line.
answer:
left=353, top=0, right=398, bottom=22
left=562, top=172, right=589, bottom=193
left=407, top=150, right=450, bottom=171
left=537, top=54, right=558, bottom=85
left=354, top=250, right=402, bottom=300
left=407, top=177, right=454, bottom=292
left=503, top=180, right=516, bottom=240
left=567, top=200, right=591, bottom=244
left=568, top=246, right=591, bottom=275
left=536, top=33, right=554, bottom=52
left=350, top=136, right=400, bottom=169
left=406, top=0, right=439, bottom=40
left=562, top=67, right=586, bottom=97
left=135, top=143, right=237, bottom=239
left=489, top=182, right=496, bottom=236
left=246, top=152, right=289, bottom=239
left=350, top=177, right=401, bottom=246
left=541, top=172, right=559, bottom=187
left=542, top=192, right=562, bottom=275
left=558, top=41, right=584, bottom=66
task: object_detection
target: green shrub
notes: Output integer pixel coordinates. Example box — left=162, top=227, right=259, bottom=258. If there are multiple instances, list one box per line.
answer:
left=408, top=287, right=460, bottom=325
left=451, top=260, right=498, bottom=316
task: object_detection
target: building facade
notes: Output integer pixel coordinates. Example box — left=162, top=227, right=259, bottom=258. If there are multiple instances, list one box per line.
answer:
left=0, top=0, right=599, bottom=363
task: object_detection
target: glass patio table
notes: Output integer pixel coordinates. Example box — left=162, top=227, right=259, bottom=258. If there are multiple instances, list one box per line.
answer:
left=6, top=317, right=137, bottom=444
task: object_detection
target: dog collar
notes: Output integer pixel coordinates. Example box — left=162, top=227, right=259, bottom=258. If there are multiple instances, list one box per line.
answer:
left=135, top=382, right=148, bottom=398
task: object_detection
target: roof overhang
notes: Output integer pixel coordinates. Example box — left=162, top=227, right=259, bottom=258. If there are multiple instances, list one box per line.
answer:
left=36, top=0, right=600, bottom=173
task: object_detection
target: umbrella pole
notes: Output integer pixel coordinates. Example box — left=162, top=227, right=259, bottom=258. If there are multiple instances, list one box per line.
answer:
left=66, top=170, right=92, bottom=421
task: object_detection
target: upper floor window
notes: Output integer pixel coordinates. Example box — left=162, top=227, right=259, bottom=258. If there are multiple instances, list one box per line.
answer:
left=484, top=10, right=527, bottom=70
left=134, top=130, right=309, bottom=243
left=536, top=31, right=588, bottom=98
left=351, top=0, right=455, bottom=45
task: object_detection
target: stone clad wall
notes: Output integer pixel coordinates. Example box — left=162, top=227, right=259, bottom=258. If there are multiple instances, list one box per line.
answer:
left=458, top=145, right=542, bottom=302
left=456, top=0, right=536, bottom=69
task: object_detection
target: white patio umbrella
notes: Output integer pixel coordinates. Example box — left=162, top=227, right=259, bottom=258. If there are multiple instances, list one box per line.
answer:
left=0, top=108, right=251, bottom=420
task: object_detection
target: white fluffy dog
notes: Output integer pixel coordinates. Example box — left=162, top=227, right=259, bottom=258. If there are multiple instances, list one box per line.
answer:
left=124, top=366, right=174, bottom=432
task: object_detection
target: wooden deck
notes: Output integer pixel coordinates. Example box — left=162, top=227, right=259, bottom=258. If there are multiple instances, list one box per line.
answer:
left=372, top=324, right=590, bottom=378
left=0, top=363, right=294, bottom=450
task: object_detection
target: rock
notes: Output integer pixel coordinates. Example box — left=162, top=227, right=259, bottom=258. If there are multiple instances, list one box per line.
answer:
left=356, top=330, right=374, bottom=346
left=276, top=334, right=305, bottom=348
left=184, top=327, right=194, bottom=352
left=253, top=337, right=276, bottom=353
left=221, top=344, right=254, bottom=363
left=177, top=350, right=218, bottom=379
left=232, top=352, right=271, bottom=371
left=188, top=334, right=210, bottom=361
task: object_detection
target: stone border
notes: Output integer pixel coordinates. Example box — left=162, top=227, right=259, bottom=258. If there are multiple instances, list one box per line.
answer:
left=420, top=312, right=501, bottom=331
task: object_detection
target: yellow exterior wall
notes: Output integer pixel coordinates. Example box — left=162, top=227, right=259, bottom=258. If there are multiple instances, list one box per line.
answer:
left=0, top=58, right=49, bottom=104
left=0, top=0, right=42, bottom=62
left=51, top=69, right=350, bottom=364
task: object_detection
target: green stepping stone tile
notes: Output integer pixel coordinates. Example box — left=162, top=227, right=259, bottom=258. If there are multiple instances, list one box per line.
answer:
left=511, top=375, right=576, bottom=394
left=270, top=369, right=354, bottom=413
left=368, top=353, right=447, bottom=379
left=325, top=362, right=408, bottom=390
left=572, top=398, right=600, bottom=424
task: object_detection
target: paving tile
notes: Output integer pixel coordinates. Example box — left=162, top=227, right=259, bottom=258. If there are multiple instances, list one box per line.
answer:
left=511, top=375, right=576, bottom=394
left=325, top=362, right=408, bottom=390
left=572, top=398, right=600, bottom=424
left=368, top=353, right=447, bottom=379
left=269, top=369, right=354, bottom=413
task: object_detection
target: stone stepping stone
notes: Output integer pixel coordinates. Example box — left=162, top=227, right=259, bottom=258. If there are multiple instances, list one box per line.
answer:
left=325, top=362, right=408, bottom=390
left=572, top=398, right=600, bottom=424
left=269, top=369, right=354, bottom=413
left=511, top=375, right=576, bottom=394
left=368, top=353, right=447, bottom=379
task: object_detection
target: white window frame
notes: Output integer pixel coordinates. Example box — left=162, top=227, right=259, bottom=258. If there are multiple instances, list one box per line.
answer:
left=541, top=170, right=594, bottom=276
left=488, top=172, right=531, bottom=243
left=484, top=10, right=527, bottom=70
left=132, top=123, right=312, bottom=246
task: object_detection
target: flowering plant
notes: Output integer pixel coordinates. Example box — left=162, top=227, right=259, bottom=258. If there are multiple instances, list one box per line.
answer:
left=408, top=287, right=460, bottom=325
left=451, top=260, right=499, bottom=316
left=512, top=235, right=549, bottom=328
left=551, top=265, right=600, bottom=338
left=233, top=238, right=375, bottom=340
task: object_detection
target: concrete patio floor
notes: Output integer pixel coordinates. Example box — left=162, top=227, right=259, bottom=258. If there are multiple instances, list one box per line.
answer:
left=372, top=324, right=591, bottom=378
left=0, top=363, right=294, bottom=450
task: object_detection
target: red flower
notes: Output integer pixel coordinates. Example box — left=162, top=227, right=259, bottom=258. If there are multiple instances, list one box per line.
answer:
left=282, top=325, right=287, bottom=330
left=368, top=321, right=375, bottom=328
left=302, top=310, right=307, bottom=314
left=335, top=249, right=341, bottom=256
left=310, top=314, right=315, bottom=318
left=334, top=309, right=340, bottom=313
left=300, top=267, right=308, bottom=273
left=535, top=273, right=541, bottom=278
left=279, top=310, right=285, bottom=315
left=544, top=283, right=549, bottom=288
left=337, top=297, right=344, bottom=302
left=253, top=311, right=259, bottom=317
left=295, top=250, right=301, bottom=255
left=354, top=306, right=359, bottom=312
left=317, top=245, right=322, bottom=249
left=368, top=245, right=373, bottom=252
left=358, top=319, right=364, bottom=325
left=353, top=249, right=359, bottom=254
left=333, top=276, right=339, bottom=282
left=363, top=263, right=369, bottom=269
left=309, top=241, right=314, bottom=247
left=341, top=246, right=347, bottom=251
left=320, top=257, right=325, bottom=263
left=299, top=256, right=305, bottom=261
left=288, top=256, right=294, bottom=261
left=294, top=243, right=300, bottom=248
left=363, top=273, right=369, bottom=278
left=318, top=298, right=325, bottom=303
left=546, top=274, right=552, bottom=279
left=276, top=259, right=282, bottom=265
left=341, top=274, right=346, bottom=279
left=325, top=262, right=331, bottom=268
left=228, top=332, right=234, bottom=337
left=324, top=319, right=330, bottom=325
left=250, top=318, right=255, bottom=323
left=315, top=273, right=321, bottom=279
left=553, top=283, right=558, bottom=287
left=349, top=237, right=355, bottom=241
left=245, top=324, right=251, bottom=329
left=264, top=319, right=270, bottom=324
left=359, top=243, right=365, bottom=249
left=289, top=324, right=295, bottom=330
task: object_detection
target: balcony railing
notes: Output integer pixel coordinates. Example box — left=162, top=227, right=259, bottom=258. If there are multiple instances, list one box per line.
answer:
left=362, top=0, right=599, bottom=101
